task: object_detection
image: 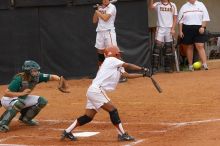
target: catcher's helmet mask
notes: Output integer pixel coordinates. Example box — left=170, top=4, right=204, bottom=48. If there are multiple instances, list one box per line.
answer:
left=22, top=60, right=41, bottom=81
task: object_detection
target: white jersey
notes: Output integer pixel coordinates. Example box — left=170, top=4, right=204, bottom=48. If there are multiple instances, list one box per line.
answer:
left=153, top=2, right=177, bottom=28
left=91, top=57, right=125, bottom=92
left=96, top=3, right=116, bottom=32
left=178, top=1, right=210, bottom=25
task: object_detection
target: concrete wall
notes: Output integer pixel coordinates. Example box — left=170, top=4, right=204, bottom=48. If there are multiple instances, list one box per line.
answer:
left=148, top=0, right=220, bottom=32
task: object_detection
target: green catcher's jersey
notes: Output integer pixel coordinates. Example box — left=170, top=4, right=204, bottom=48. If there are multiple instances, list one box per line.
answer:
left=8, top=73, right=50, bottom=98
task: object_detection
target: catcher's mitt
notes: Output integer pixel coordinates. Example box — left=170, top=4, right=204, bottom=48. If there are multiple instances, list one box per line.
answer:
left=58, top=76, right=70, bottom=93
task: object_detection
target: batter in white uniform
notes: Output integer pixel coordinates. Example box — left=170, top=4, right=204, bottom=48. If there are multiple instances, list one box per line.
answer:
left=61, top=46, right=150, bottom=142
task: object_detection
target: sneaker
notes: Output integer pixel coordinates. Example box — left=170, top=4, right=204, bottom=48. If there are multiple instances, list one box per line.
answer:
left=152, top=67, right=158, bottom=74
left=19, top=117, right=39, bottom=126
left=0, top=125, right=9, bottom=132
left=202, top=64, right=209, bottom=70
left=189, top=65, right=194, bottom=72
left=61, top=130, right=77, bottom=141
left=118, top=132, right=135, bottom=141
left=164, top=67, right=173, bottom=73
left=119, top=77, right=127, bottom=83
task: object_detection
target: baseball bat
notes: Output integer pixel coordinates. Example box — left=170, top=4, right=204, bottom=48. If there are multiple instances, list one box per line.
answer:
left=172, top=37, right=180, bottom=72
left=150, top=76, right=162, bottom=93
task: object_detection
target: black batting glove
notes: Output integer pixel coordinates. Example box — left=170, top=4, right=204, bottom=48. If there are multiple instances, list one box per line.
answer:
left=142, top=67, right=151, bottom=77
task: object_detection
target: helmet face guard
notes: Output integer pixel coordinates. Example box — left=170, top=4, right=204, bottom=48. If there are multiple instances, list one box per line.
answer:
left=22, top=60, right=41, bottom=81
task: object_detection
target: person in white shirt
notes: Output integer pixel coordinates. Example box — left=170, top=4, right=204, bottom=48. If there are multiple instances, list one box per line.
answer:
left=217, top=37, right=220, bottom=47
left=149, top=0, right=177, bottom=73
left=93, top=0, right=117, bottom=66
left=178, top=0, right=210, bottom=71
left=61, top=46, right=150, bottom=142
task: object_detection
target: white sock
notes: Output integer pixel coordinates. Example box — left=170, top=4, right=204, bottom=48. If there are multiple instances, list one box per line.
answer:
left=65, top=120, right=77, bottom=133
left=117, top=123, right=125, bottom=135
left=189, top=64, right=193, bottom=68
left=203, top=63, right=208, bottom=68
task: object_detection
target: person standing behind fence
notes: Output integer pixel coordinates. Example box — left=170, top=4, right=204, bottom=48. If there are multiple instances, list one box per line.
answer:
left=149, top=0, right=178, bottom=73
left=93, top=0, right=127, bottom=83
left=178, top=0, right=210, bottom=71
left=93, top=0, right=117, bottom=66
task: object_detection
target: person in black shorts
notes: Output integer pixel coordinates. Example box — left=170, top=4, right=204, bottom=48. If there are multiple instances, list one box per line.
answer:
left=178, top=0, right=210, bottom=71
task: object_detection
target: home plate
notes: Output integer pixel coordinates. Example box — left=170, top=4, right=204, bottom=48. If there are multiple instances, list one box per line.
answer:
left=73, top=132, right=100, bottom=137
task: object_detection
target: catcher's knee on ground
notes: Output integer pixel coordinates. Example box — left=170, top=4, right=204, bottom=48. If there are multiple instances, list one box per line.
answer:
left=19, top=97, right=47, bottom=121
left=164, top=42, right=174, bottom=71
left=0, top=99, right=24, bottom=127
left=109, top=108, right=121, bottom=125
left=77, top=115, right=93, bottom=126
left=152, top=43, right=163, bottom=70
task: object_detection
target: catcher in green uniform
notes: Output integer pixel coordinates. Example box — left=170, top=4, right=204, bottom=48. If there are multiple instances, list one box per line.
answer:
left=0, top=60, right=69, bottom=132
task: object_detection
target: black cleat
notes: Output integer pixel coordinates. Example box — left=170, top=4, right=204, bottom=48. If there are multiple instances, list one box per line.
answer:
left=61, top=130, right=77, bottom=141
left=19, top=117, right=39, bottom=126
left=0, top=125, right=9, bottom=132
left=119, top=76, right=127, bottom=83
left=164, top=67, right=173, bottom=73
left=118, top=132, right=135, bottom=141
left=152, top=67, right=159, bottom=74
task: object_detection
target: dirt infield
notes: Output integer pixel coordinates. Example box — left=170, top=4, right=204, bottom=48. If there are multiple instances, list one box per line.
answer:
left=0, top=60, right=220, bottom=146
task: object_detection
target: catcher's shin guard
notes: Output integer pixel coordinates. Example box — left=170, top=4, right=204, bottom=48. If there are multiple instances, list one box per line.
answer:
left=19, top=97, right=47, bottom=125
left=0, top=99, right=25, bottom=127
left=0, top=107, right=18, bottom=128
left=152, top=43, right=163, bottom=72
left=164, top=42, right=174, bottom=72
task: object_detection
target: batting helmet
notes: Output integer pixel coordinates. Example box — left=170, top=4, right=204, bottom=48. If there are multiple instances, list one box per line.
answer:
left=104, top=46, right=123, bottom=57
left=22, top=60, right=40, bottom=72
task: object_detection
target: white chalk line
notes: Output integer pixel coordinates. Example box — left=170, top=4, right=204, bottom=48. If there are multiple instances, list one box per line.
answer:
left=0, top=144, right=27, bottom=146
left=49, top=101, right=207, bottom=106
left=0, top=136, right=17, bottom=143
left=123, top=139, right=145, bottom=146
left=122, top=118, right=220, bottom=146
left=2, top=118, right=220, bottom=146
left=0, top=136, right=28, bottom=146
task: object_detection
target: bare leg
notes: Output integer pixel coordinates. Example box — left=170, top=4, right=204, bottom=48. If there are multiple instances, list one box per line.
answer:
left=101, top=102, right=125, bottom=135
left=184, top=44, right=194, bottom=65
left=61, top=109, right=97, bottom=141
left=101, top=102, right=135, bottom=141
left=195, top=43, right=208, bottom=69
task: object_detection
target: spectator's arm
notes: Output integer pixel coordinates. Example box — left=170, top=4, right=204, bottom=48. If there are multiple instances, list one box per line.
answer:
left=93, top=11, right=98, bottom=24
left=178, top=23, right=184, bottom=38
left=149, top=0, right=155, bottom=9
